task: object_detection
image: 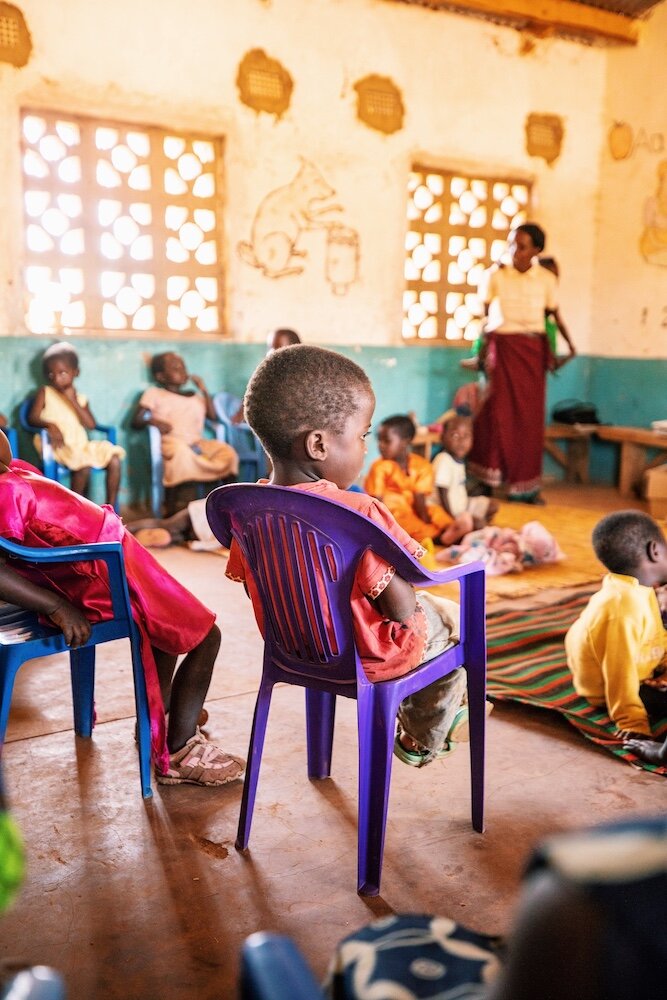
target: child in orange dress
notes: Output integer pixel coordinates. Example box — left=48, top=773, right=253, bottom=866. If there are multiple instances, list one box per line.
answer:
left=364, top=415, right=471, bottom=546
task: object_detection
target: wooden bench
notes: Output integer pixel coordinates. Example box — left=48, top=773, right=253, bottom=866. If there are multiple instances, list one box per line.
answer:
left=543, top=423, right=596, bottom=484
left=595, top=425, right=667, bottom=497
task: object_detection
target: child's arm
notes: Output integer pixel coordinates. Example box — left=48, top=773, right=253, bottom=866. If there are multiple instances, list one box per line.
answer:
left=437, top=486, right=454, bottom=517
left=189, top=375, right=217, bottom=421
left=130, top=401, right=172, bottom=434
left=27, top=387, right=65, bottom=449
left=0, top=558, right=91, bottom=647
left=371, top=573, right=417, bottom=623
left=598, top=617, right=652, bottom=736
left=413, top=492, right=431, bottom=524
left=547, top=307, right=576, bottom=358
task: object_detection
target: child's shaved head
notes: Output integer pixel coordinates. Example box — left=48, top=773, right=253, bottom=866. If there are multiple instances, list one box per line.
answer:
left=592, top=510, right=666, bottom=575
left=244, top=345, right=373, bottom=460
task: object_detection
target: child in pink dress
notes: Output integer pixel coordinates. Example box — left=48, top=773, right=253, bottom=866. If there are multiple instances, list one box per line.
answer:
left=0, top=431, right=244, bottom=787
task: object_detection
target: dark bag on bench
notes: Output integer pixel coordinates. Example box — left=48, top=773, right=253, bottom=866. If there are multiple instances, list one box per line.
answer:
left=552, top=399, right=600, bottom=425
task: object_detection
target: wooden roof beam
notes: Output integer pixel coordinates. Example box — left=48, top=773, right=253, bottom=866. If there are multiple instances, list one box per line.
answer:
left=391, top=1, right=641, bottom=45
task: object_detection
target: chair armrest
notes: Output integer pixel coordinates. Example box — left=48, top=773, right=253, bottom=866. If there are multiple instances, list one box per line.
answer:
left=94, top=423, right=117, bottom=444
left=0, top=539, right=131, bottom=622
left=240, top=933, right=324, bottom=1000
left=205, top=418, right=226, bottom=442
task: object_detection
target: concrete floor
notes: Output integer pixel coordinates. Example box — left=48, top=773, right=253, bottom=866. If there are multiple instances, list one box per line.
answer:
left=0, top=485, right=664, bottom=998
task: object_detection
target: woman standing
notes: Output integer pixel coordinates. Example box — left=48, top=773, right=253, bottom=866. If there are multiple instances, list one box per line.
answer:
left=467, top=223, right=575, bottom=504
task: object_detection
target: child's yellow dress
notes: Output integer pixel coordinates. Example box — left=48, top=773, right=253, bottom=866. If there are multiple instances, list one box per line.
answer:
left=34, top=386, right=125, bottom=471
left=364, top=453, right=452, bottom=543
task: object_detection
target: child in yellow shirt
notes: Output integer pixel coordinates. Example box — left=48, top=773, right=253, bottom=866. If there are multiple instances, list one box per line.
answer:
left=565, top=510, right=667, bottom=743
left=364, top=414, right=471, bottom=546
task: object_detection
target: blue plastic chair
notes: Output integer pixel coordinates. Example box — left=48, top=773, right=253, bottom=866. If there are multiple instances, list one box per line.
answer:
left=0, top=427, right=18, bottom=457
left=0, top=967, right=66, bottom=1000
left=19, top=399, right=120, bottom=513
left=206, top=484, right=486, bottom=896
left=146, top=419, right=227, bottom=517
left=0, top=536, right=152, bottom=799
left=213, top=391, right=267, bottom=482
left=240, top=933, right=323, bottom=1000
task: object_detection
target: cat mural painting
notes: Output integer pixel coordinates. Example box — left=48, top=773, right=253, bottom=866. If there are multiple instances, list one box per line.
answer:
left=238, top=159, right=358, bottom=293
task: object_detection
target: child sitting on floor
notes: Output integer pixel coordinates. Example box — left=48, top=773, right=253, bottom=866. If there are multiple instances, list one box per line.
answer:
left=28, top=342, right=126, bottom=508
left=364, top=414, right=471, bottom=547
left=0, top=429, right=244, bottom=787
left=226, top=344, right=490, bottom=766
left=565, top=510, right=667, bottom=745
left=131, top=351, right=238, bottom=514
left=431, top=407, right=498, bottom=533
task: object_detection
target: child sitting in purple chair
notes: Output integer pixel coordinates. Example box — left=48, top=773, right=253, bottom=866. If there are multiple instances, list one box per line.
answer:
left=225, top=344, right=491, bottom=766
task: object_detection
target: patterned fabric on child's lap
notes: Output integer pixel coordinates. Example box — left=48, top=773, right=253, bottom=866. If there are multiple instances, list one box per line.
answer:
left=438, top=521, right=564, bottom=576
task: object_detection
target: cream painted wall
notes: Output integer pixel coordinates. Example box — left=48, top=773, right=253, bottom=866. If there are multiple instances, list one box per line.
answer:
left=0, top=0, right=617, bottom=351
left=595, top=2, right=667, bottom=358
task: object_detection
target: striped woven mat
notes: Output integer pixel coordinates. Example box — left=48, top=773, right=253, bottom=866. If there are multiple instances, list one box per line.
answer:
left=486, top=590, right=667, bottom=775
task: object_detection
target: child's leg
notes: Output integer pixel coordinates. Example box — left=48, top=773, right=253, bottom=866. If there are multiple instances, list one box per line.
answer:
left=396, top=592, right=490, bottom=764
left=106, top=454, right=121, bottom=507
left=162, top=624, right=220, bottom=753
left=438, top=512, right=474, bottom=545
left=152, top=648, right=177, bottom=712
left=397, top=667, right=467, bottom=761
left=127, top=508, right=194, bottom=543
left=70, top=466, right=91, bottom=497
left=154, top=625, right=245, bottom=786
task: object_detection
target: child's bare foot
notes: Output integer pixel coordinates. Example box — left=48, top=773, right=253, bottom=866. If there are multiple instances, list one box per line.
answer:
left=623, top=738, right=667, bottom=765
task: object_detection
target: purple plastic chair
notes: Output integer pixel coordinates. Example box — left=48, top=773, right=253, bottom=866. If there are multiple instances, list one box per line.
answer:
left=206, top=484, right=487, bottom=896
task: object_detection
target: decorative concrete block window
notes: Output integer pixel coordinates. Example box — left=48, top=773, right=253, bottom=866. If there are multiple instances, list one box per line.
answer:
left=403, top=167, right=531, bottom=345
left=21, top=110, right=224, bottom=336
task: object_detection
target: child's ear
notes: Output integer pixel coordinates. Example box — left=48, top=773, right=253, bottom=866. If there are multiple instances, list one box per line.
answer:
left=646, top=539, right=662, bottom=564
left=304, top=430, right=327, bottom=462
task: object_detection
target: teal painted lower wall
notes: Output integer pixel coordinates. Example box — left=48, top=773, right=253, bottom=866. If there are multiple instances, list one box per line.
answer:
left=2, top=336, right=665, bottom=509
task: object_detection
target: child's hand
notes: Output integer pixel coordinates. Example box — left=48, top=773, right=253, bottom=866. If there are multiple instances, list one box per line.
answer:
left=615, top=728, right=651, bottom=742
left=190, top=374, right=207, bottom=393
left=46, top=423, right=65, bottom=449
left=154, top=419, right=172, bottom=434
left=47, top=598, right=91, bottom=647
left=622, top=737, right=667, bottom=765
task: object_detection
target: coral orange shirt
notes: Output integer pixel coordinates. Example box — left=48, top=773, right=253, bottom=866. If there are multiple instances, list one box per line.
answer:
left=226, top=479, right=428, bottom=681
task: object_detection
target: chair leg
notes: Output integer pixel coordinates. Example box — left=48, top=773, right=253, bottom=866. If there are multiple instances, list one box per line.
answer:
left=460, top=571, right=487, bottom=834
left=0, top=661, right=21, bottom=743
left=305, top=690, right=336, bottom=779
left=236, top=680, right=274, bottom=851
left=355, top=688, right=397, bottom=896
left=466, top=663, right=486, bottom=834
left=70, top=646, right=96, bottom=738
left=129, top=632, right=153, bottom=800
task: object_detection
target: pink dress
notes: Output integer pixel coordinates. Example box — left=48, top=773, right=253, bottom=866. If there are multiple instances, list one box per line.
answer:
left=0, top=464, right=216, bottom=770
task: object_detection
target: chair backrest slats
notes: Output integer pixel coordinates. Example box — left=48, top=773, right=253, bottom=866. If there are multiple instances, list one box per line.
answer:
left=206, top=484, right=486, bottom=689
